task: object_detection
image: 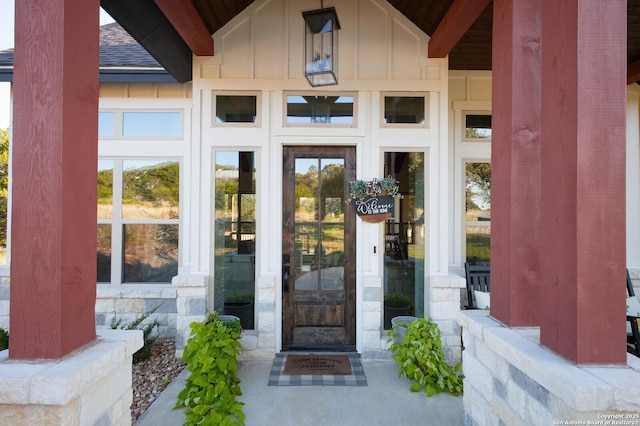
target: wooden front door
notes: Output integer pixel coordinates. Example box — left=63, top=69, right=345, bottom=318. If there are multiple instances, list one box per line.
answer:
left=282, top=146, right=356, bottom=350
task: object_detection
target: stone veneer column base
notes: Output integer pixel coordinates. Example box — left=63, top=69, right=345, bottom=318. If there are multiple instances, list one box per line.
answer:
left=459, top=310, right=640, bottom=425
left=0, top=329, right=142, bottom=425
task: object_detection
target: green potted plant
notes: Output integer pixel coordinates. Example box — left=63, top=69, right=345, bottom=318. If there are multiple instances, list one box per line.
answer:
left=176, top=311, right=244, bottom=425
left=347, top=175, right=401, bottom=201
left=383, top=292, right=413, bottom=329
left=224, top=290, right=255, bottom=329
left=387, top=317, right=464, bottom=397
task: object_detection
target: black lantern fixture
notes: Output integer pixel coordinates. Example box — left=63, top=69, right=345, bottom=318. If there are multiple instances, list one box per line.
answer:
left=302, top=4, right=341, bottom=87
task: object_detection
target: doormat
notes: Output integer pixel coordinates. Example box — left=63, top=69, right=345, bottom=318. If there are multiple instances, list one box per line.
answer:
left=268, top=354, right=367, bottom=386
left=284, top=354, right=352, bottom=375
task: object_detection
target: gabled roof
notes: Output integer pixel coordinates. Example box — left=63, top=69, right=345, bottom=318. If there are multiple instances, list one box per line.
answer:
left=0, top=23, right=176, bottom=83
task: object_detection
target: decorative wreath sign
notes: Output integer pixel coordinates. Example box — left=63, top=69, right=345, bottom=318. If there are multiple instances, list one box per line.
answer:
left=347, top=176, right=402, bottom=223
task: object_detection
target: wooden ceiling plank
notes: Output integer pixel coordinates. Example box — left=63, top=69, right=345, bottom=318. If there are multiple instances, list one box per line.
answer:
left=428, top=0, right=491, bottom=58
left=629, top=59, right=640, bottom=85
left=154, top=0, right=214, bottom=56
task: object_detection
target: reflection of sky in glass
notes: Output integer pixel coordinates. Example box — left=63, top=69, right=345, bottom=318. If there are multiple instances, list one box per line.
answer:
left=296, top=158, right=318, bottom=174
left=98, top=112, right=114, bottom=137
left=216, top=151, right=239, bottom=169
left=98, top=159, right=113, bottom=172
left=122, top=112, right=181, bottom=137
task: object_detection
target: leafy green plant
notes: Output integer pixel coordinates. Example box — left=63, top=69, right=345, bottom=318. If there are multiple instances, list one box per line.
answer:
left=176, top=311, right=244, bottom=425
left=110, top=304, right=161, bottom=363
left=387, top=317, right=463, bottom=397
left=347, top=176, right=402, bottom=202
left=0, top=327, right=8, bottom=351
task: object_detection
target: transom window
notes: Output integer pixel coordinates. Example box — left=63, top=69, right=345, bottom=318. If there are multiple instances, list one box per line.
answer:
left=382, top=94, right=428, bottom=126
left=98, top=110, right=182, bottom=138
left=464, top=113, right=492, bottom=141
left=285, top=93, right=355, bottom=125
left=213, top=93, right=260, bottom=125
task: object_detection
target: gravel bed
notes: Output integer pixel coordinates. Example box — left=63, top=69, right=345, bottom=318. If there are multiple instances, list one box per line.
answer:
left=131, top=339, right=186, bottom=423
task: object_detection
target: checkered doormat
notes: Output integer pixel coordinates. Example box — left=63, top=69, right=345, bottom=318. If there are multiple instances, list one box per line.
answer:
left=267, top=353, right=368, bottom=386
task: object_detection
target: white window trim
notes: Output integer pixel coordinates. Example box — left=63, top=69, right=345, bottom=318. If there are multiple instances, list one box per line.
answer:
left=99, top=109, right=184, bottom=140
left=211, top=91, right=262, bottom=128
left=379, top=91, right=430, bottom=128
left=98, top=157, right=182, bottom=286
left=283, top=91, right=358, bottom=128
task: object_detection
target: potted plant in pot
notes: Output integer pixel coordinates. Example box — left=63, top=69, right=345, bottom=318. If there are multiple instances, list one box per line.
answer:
left=347, top=176, right=402, bottom=223
left=387, top=317, right=464, bottom=397
left=223, top=290, right=255, bottom=329
left=383, top=292, right=414, bottom=330
left=176, top=311, right=244, bottom=424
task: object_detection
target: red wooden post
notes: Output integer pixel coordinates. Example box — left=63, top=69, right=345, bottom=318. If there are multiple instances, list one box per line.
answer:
left=490, top=0, right=542, bottom=326
left=10, top=0, right=99, bottom=359
left=540, top=0, right=626, bottom=364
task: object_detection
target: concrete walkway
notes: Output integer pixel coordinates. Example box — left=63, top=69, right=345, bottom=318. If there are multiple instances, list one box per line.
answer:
left=136, top=359, right=464, bottom=426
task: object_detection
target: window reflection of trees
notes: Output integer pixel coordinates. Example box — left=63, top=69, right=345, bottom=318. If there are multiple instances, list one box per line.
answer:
left=465, top=163, right=491, bottom=265
left=96, top=160, right=180, bottom=283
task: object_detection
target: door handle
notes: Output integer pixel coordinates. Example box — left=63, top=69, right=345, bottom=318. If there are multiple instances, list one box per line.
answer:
left=283, top=266, right=290, bottom=293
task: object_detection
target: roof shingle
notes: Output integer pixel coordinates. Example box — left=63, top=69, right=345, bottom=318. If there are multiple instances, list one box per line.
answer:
left=0, top=23, right=161, bottom=69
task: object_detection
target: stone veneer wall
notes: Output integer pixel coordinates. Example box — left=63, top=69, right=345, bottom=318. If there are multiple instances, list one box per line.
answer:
left=459, top=310, right=640, bottom=425
left=0, top=329, right=142, bottom=425
left=95, top=286, right=178, bottom=338
left=362, top=273, right=466, bottom=365
left=173, top=272, right=278, bottom=360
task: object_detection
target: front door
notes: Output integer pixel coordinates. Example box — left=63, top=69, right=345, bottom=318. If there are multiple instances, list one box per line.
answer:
left=282, top=146, right=356, bottom=350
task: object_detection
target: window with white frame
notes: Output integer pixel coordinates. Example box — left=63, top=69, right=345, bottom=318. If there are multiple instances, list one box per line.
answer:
left=98, top=110, right=183, bottom=139
left=97, top=159, right=180, bottom=284
left=381, top=93, right=429, bottom=126
left=465, top=162, right=491, bottom=264
left=285, top=93, right=355, bottom=125
left=463, top=112, right=492, bottom=141
left=213, top=92, right=260, bottom=126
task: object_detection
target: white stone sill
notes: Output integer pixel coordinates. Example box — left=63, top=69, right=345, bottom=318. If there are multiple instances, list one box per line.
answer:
left=459, top=310, right=640, bottom=412
left=97, top=284, right=177, bottom=299
left=0, top=329, right=142, bottom=405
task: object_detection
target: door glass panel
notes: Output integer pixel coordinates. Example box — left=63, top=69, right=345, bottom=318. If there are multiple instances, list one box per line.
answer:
left=294, top=158, right=344, bottom=292
left=383, top=152, right=425, bottom=329
left=214, top=151, right=256, bottom=329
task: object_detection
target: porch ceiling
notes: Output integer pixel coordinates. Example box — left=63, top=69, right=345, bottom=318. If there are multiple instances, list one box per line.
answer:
left=100, top=0, right=640, bottom=84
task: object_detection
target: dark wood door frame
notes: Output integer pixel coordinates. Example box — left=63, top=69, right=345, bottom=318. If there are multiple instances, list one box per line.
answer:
left=282, top=146, right=356, bottom=350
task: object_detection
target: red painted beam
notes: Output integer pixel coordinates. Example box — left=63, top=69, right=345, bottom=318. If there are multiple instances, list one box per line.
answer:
left=628, top=59, right=640, bottom=85
left=428, top=0, right=491, bottom=58
left=490, top=0, right=542, bottom=327
left=154, top=0, right=213, bottom=56
left=540, top=0, right=626, bottom=365
left=11, top=0, right=98, bottom=359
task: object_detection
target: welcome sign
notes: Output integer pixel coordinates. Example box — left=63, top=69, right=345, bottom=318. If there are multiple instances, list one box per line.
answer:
left=353, top=195, right=395, bottom=217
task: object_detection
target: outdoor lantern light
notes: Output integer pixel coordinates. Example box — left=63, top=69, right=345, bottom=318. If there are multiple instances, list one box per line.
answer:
left=302, top=5, right=340, bottom=87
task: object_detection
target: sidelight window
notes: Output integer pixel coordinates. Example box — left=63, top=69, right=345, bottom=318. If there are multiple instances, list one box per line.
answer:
left=213, top=151, right=257, bottom=330
left=383, top=152, right=425, bottom=329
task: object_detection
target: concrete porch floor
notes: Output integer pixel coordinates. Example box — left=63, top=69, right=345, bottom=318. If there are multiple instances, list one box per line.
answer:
left=136, top=359, right=464, bottom=426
